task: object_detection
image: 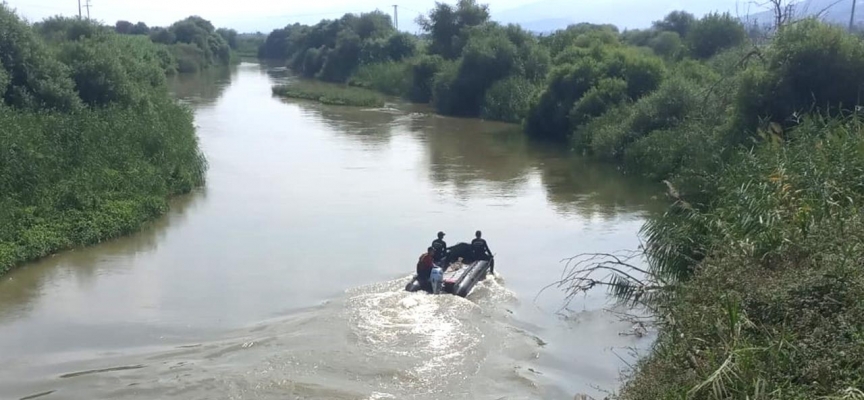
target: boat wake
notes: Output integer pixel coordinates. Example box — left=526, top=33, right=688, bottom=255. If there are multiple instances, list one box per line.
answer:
left=4, top=276, right=563, bottom=400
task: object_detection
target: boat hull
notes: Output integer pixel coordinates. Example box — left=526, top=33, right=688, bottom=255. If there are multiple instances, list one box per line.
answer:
left=405, top=259, right=493, bottom=297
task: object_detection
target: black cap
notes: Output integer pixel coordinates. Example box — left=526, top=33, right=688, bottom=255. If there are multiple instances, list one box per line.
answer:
left=437, top=231, right=445, bottom=237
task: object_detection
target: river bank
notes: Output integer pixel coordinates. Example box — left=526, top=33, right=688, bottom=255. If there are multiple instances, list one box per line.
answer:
left=0, top=7, right=208, bottom=277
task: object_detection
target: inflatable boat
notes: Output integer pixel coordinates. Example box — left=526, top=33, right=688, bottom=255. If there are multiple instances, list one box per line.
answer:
left=404, top=258, right=494, bottom=297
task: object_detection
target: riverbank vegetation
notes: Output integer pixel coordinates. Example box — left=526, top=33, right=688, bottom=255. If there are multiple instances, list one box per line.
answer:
left=272, top=80, right=384, bottom=107
left=113, top=16, right=238, bottom=72
left=0, top=6, right=207, bottom=275
left=259, top=1, right=864, bottom=398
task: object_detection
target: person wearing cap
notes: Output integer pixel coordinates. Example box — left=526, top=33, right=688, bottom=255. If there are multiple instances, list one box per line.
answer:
left=431, top=231, right=447, bottom=267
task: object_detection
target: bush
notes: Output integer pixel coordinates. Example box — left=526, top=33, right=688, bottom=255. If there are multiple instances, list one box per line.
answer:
left=586, top=77, right=705, bottom=161
left=480, top=76, right=540, bottom=123
left=408, top=55, right=448, bottom=103
left=317, top=30, right=362, bottom=83
left=731, top=20, right=864, bottom=144
left=525, top=46, right=666, bottom=141
left=687, top=12, right=747, bottom=59
left=171, top=43, right=207, bottom=73
left=649, top=31, right=684, bottom=59
left=431, top=29, right=520, bottom=117
left=0, top=7, right=81, bottom=112
left=349, top=61, right=411, bottom=96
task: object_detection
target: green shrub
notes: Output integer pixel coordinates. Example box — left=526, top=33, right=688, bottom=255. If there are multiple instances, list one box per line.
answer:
left=349, top=61, right=411, bottom=96
left=171, top=43, right=206, bottom=73
left=0, top=7, right=81, bottom=112
left=480, top=76, right=540, bottom=123
left=731, top=20, right=864, bottom=144
left=525, top=46, right=666, bottom=141
left=408, top=54, right=448, bottom=103
left=586, top=77, right=705, bottom=162
left=687, top=12, right=747, bottom=59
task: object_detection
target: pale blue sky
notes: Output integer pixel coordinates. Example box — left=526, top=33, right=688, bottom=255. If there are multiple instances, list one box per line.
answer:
left=6, top=0, right=751, bottom=33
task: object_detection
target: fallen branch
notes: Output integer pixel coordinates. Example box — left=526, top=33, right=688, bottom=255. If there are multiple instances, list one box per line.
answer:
left=537, top=250, right=670, bottom=310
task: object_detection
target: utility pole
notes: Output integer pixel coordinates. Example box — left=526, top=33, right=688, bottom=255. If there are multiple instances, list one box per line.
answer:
left=84, top=0, right=91, bottom=20
left=393, top=4, right=398, bottom=30
left=78, top=0, right=82, bottom=18
left=851, top=0, right=858, bottom=31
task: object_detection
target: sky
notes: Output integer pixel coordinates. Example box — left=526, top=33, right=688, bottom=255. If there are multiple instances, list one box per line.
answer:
left=6, top=0, right=748, bottom=33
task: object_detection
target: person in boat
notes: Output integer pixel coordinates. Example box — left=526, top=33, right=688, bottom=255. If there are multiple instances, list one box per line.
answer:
left=431, top=231, right=447, bottom=267
left=471, top=230, right=494, bottom=274
left=416, top=246, right=436, bottom=292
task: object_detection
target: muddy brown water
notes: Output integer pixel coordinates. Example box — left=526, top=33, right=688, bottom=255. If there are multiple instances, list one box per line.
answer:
left=0, top=63, right=664, bottom=400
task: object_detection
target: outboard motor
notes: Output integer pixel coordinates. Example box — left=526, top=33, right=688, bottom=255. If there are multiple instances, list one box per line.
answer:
left=430, top=265, right=444, bottom=294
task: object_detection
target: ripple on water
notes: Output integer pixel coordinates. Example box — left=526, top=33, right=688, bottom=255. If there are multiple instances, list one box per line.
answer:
left=5, top=276, right=546, bottom=400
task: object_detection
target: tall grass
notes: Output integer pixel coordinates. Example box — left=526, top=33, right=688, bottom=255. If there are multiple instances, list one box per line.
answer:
left=621, top=117, right=864, bottom=400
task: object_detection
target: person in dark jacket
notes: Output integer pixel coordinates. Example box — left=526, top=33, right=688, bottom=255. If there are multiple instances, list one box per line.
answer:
left=431, top=231, right=447, bottom=266
left=471, top=231, right=494, bottom=273
left=416, top=247, right=436, bottom=292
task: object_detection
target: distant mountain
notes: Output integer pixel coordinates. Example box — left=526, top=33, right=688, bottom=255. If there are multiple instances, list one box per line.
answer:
left=493, top=0, right=743, bottom=31
left=511, top=18, right=576, bottom=34
left=745, top=0, right=863, bottom=28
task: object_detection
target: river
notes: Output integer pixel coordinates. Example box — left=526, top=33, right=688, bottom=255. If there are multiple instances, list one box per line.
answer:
left=0, top=63, right=663, bottom=400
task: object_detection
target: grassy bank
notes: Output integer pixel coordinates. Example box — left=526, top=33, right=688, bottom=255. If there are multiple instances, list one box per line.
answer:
left=0, top=7, right=207, bottom=275
left=272, top=81, right=385, bottom=107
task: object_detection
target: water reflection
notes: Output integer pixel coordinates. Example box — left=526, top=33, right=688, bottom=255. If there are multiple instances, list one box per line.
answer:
left=287, top=93, right=664, bottom=219
left=166, top=66, right=235, bottom=107
left=285, top=101, right=399, bottom=150
left=0, top=192, right=205, bottom=323
left=534, top=150, right=665, bottom=220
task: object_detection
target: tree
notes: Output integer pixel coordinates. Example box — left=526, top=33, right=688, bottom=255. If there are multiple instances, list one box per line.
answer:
left=417, top=0, right=490, bottom=59
left=216, top=28, right=238, bottom=49
left=540, top=23, right=620, bottom=57
left=115, top=20, right=134, bottom=34
left=731, top=20, right=864, bottom=143
left=687, top=13, right=746, bottom=59
left=317, top=30, right=362, bottom=82
left=354, top=11, right=393, bottom=40
left=649, top=31, right=684, bottom=59
left=0, top=7, right=80, bottom=111
left=653, top=11, right=695, bottom=37
left=384, top=32, right=416, bottom=61
left=131, top=22, right=150, bottom=35
left=149, top=27, right=176, bottom=45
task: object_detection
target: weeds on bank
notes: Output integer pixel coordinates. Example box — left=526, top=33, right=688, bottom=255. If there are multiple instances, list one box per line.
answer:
left=272, top=80, right=385, bottom=107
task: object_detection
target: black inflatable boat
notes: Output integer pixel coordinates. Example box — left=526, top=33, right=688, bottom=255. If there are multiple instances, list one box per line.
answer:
left=405, top=258, right=494, bottom=297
